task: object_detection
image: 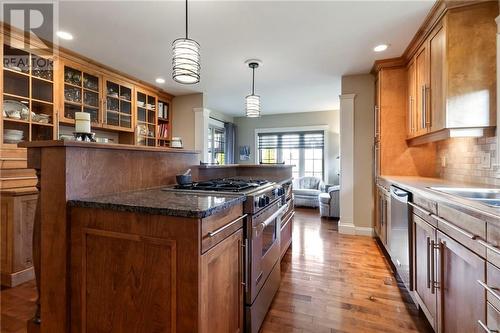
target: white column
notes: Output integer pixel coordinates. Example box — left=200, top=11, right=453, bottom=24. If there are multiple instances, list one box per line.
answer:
left=495, top=14, right=500, bottom=168
left=339, top=94, right=356, bottom=235
left=193, top=108, right=210, bottom=162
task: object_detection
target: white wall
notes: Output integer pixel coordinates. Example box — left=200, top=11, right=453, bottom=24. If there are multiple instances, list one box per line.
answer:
left=341, top=74, right=375, bottom=232
left=233, top=110, right=340, bottom=184
left=172, top=93, right=203, bottom=150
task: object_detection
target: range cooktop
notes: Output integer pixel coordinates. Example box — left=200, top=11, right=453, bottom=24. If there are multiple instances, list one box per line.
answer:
left=174, top=178, right=270, bottom=193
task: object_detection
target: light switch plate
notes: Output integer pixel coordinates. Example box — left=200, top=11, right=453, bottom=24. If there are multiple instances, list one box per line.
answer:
left=480, top=152, right=491, bottom=169
left=441, top=156, right=447, bottom=168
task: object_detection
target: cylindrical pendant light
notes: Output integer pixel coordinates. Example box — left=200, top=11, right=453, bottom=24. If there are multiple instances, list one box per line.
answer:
left=246, top=62, right=260, bottom=118
left=172, top=0, right=200, bottom=84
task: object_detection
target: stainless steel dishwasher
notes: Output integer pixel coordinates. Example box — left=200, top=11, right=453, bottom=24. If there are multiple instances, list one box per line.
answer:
left=389, top=185, right=412, bottom=291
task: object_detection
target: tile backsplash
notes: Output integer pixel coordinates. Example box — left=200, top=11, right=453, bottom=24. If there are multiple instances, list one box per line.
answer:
left=437, top=136, right=500, bottom=186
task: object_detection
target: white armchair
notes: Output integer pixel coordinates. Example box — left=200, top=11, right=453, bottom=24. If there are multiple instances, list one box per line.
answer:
left=292, top=177, right=325, bottom=208
left=319, top=185, right=340, bottom=218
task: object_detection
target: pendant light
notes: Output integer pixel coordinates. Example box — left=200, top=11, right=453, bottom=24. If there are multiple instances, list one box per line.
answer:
left=246, top=62, right=260, bottom=118
left=172, top=0, right=200, bottom=84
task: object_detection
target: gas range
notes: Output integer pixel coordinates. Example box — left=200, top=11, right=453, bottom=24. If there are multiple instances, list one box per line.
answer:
left=166, top=177, right=287, bottom=332
left=165, top=178, right=286, bottom=214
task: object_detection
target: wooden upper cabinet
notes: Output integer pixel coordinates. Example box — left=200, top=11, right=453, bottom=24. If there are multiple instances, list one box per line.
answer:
left=60, top=60, right=103, bottom=126
left=135, top=88, right=157, bottom=146
left=437, top=230, right=486, bottom=333
left=429, top=24, right=446, bottom=133
left=405, top=2, right=498, bottom=143
left=406, top=61, right=417, bottom=138
left=414, top=44, right=429, bottom=137
left=103, top=77, right=134, bottom=132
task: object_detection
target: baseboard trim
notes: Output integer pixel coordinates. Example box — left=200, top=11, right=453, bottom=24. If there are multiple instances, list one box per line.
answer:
left=338, top=219, right=356, bottom=235
left=355, top=226, right=375, bottom=237
left=1, top=267, right=35, bottom=287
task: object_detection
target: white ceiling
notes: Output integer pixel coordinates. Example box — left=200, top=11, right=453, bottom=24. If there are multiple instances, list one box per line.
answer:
left=58, top=0, right=435, bottom=116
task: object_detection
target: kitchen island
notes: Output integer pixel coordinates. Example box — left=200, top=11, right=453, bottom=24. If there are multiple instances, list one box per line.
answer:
left=21, top=140, right=293, bottom=333
left=69, top=189, right=246, bottom=333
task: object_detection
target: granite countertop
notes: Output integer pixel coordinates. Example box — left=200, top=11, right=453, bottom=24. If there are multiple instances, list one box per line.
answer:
left=68, top=187, right=246, bottom=219
left=380, top=175, right=500, bottom=224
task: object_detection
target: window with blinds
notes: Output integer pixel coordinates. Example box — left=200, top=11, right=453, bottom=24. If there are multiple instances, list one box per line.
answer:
left=258, top=131, right=325, bottom=179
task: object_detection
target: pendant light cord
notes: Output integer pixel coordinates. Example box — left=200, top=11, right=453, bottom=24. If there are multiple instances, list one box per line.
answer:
left=252, top=67, right=255, bottom=95
left=185, top=0, right=189, bottom=39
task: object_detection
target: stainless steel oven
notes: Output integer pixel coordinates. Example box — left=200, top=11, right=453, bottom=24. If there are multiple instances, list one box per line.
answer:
left=245, top=199, right=288, bottom=333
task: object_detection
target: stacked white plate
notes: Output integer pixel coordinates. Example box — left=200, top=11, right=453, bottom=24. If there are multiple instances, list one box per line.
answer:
left=4, top=129, right=24, bottom=143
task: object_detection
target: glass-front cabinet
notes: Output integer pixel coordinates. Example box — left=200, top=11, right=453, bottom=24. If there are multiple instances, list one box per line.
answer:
left=61, top=62, right=102, bottom=126
left=103, top=77, right=133, bottom=132
left=136, top=89, right=157, bottom=146
left=2, top=43, right=55, bottom=145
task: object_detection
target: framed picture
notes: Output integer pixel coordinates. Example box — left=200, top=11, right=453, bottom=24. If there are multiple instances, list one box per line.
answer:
left=239, top=145, right=250, bottom=161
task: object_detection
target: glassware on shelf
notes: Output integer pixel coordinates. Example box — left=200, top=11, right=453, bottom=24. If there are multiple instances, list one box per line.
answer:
left=84, top=91, right=98, bottom=107
left=64, top=67, right=82, bottom=85
left=65, top=85, right=82, bottom=103
left=83, top=73, right=98, bottom=91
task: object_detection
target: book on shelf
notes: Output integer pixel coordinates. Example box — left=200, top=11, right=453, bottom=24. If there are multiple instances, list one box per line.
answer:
left=158, top=101, right=169, bottom=119
left=157, top=123, right=169, bottom=139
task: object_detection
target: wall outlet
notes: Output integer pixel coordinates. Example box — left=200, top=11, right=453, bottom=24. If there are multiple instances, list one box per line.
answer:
left=480, top=152, right=491, bottom=169
left=441, top=156, right=447, bottom=168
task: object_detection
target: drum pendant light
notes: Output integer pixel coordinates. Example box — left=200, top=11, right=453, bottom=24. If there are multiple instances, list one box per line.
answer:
left=245, top=62, right=260, bottom=118
left=172, top=0, right=200, bottom=84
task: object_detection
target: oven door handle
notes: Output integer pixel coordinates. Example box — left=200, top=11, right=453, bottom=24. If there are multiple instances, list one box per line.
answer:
left=259, top=203, right=289, bottom=229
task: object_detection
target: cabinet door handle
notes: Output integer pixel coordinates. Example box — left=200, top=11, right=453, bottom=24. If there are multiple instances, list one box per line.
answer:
left=421, top=85, right=426, bottom=129
left=242, top=239, right=248, bottom=292
left=208, top=214, right=247, bottom=237
left=477, top=279, right=500, bottom=302
left=431, top=214, right=477, bottom=240
left=409, top=97, right=414, bottom=133
left=409, top=202, right=432, bottom=216
left=478, top=320, right=498, bottom=333
left=430, top=239, right=436, bottom=294
left=477, top=239, right=500, bottom=256
left=426, top=236, right=431, bottom=289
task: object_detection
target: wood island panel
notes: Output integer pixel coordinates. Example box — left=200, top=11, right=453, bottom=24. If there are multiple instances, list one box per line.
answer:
left=24, top=142, right=199, bottom=333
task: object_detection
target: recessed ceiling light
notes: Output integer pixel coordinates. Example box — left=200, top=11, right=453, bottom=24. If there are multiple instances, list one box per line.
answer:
left=56, top=31, right=73, bottom=40
left=374, top=44, right=389, bottom=52
left=155, top=78, right=166, bottom=84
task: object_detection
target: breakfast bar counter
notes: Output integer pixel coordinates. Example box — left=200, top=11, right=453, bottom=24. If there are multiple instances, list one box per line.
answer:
left=69, top=187, right=245, bottom=218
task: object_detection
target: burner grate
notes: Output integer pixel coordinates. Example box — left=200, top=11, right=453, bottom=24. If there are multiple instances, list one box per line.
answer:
left=174, top=178, right=269, bottom=192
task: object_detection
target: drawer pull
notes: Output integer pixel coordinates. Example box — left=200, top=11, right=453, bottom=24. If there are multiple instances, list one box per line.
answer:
left=208, top=214, right=247, bottom=237
left=409, top=202, right=432, bottom=216
left=477, top=280, right=500, bottom=302
left=477, top=239, right=500, bottom=256
left=478, top=320, right=498, bottom=333
left=281, top=211, right=295, bottom=231
left=431, top=214, right=477, bottom=240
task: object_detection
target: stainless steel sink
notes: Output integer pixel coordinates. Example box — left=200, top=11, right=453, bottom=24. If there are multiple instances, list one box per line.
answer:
left=429, top=187, right=500, bottom=208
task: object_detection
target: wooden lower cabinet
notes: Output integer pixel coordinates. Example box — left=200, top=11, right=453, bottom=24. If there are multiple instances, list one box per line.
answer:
left=485, top=302, right=500, bottom=332
left=375, top=187, right=389, bottom=249
left=436, top=230, right=486, bottom=333
left=70, top=205, right=245, bottom=333
left=413, top=214, right=437, bottom=330
left=1, top=188, right=37, bottom=287
left=200, top=229, right=244, bottom=333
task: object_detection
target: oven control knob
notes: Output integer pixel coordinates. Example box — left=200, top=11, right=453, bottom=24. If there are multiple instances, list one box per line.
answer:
left=264, top=196, right=270, bottom=204
left=278, top=188, right=284, bottom=196
left=258, top=197, right=266, bottom=207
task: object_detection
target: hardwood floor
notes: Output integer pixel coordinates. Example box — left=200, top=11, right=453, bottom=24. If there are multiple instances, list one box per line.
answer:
left=0, top=208, right=432, bottom=333
left=0, top=281, right=36, bottom=333
left=260, top=208, right=432, bottom=333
